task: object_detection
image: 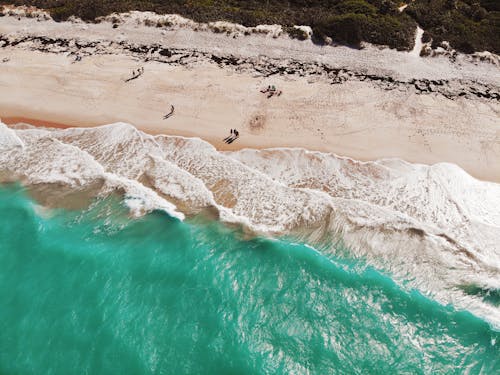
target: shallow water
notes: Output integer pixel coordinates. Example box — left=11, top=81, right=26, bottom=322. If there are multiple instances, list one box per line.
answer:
left=0, top=186, right=498, bottom=374
left=2, top=122, right=500, bottom=329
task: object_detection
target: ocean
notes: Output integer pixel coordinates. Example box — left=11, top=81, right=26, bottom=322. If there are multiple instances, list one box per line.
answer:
left=1, top=185, right=498, bottom=375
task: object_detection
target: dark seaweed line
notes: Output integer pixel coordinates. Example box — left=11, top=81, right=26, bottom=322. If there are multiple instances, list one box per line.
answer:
left=1, top=34, right=498, bottom=101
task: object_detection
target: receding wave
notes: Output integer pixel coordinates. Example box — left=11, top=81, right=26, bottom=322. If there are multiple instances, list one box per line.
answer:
left=1, top=120, right=499, bottom=328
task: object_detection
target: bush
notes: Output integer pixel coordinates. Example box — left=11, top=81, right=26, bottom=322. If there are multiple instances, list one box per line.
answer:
left=362, top=14, right=415, bottom=50
left=313, top=11, right=415, bottom=49
left=480, top=0, right=499, bottom=12
left=286, top=26, right=309, bottom=40
left=313, top=13, right=366, bottom=46
left=49, top=6, right=72, bottom=22
left=407, top=0, right=499, bottom=53
left=335, top=0, right=377, bottom=16
left=0, top=0, right=496, bottom=53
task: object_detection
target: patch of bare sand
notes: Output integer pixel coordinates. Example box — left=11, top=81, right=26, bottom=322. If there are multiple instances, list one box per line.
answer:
left=0, top=48, right=498, bottom=182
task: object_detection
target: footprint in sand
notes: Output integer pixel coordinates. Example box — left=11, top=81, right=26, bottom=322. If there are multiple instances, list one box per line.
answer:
left=246, top=113, right=266, bottom=134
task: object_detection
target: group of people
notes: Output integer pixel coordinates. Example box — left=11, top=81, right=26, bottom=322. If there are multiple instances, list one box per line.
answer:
left=260, top=85, right=282, bottom=98
left=223, top=129, right=239, bottom=144
left=125, top=67, right=145, bottom=82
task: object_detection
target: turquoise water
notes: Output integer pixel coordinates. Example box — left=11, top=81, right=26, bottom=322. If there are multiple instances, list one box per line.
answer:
left=0, top=186, right=498, bottom=375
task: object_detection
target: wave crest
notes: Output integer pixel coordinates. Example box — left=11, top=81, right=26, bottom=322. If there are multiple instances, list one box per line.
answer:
left=1, top=120, right=499, bottom=327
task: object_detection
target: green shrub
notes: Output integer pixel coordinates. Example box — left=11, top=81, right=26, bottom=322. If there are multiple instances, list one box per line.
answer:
left=49, top=6, right=72, bottom=22
left=313, top=13, right=367, bottom=46
left=335, top=0, right=377, bottom=15
left=0, top=0, right=496, bottom=53
left=286, top=26, right=309, bottom=40
left=362, top=14, right=415, bottom=50
left=480, top=0, right=499, bottom=12
left=407, top=0, right=499, bottom=53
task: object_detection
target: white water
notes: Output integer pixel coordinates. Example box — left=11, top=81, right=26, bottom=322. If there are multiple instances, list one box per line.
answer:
left=1, top=121, right=499, bottom=328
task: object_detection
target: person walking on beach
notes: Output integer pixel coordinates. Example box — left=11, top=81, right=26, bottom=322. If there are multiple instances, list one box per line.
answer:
left=223, top=128, right=240, bottom=144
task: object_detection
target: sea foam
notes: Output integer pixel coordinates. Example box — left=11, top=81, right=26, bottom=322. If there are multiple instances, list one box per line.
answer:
left=1, top=121, right=499, bottom=328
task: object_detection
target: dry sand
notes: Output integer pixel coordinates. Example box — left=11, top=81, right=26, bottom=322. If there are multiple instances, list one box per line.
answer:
left=0, top=13, right=499, bottom=182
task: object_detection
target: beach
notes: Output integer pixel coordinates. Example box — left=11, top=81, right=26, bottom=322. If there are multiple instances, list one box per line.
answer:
left=0, top=12, right=499, bottom=182
left=1, top=7, right=500, bottom=373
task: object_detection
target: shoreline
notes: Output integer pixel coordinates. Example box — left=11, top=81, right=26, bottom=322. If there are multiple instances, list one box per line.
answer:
left=3, top=116, right=71, bottom=129
left=1, top=14, right=499, bottom=182
left=3, top=118, right=500, bottom=331
left=4, top=114, right=500, bottom=185
left=1, top=9, right=499, bottom=328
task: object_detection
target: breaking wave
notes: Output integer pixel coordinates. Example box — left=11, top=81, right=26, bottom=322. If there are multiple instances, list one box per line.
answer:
left=1, top=120, right=499, bottom=328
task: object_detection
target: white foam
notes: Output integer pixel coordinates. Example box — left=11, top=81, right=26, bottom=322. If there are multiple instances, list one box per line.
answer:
left=0, top=122, right=25, bottom=150
left=1, top=121, right=499, bottom=328
left=0, top=121, right=184, bottom=220
left=226, top=147, right=500, bottom=326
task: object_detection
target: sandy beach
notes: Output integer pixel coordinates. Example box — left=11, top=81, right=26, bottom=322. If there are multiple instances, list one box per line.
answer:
left=0, top=11, right=499, bottom=182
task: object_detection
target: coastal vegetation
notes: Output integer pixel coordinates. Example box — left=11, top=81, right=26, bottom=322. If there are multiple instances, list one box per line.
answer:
left=406, top=0, right=499, bottom=54
left=1, top=0, right=498, bottom=53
